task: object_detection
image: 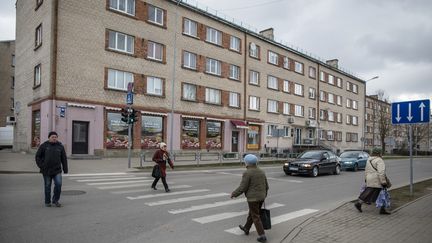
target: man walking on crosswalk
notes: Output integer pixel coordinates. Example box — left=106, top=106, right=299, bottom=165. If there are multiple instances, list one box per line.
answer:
left=231, top=154, right=269, bottom=242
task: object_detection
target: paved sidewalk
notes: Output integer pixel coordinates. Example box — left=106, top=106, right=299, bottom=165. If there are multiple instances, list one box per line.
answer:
left=281, top=193, right=432, bottom=243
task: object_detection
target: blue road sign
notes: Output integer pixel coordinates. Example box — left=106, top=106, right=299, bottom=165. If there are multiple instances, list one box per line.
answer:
left=126, top=92, right=133, bottom=105
left=391, top=99, right=430, bottom=124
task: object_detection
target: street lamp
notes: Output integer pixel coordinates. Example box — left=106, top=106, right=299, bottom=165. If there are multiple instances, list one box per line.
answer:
left=363, top=76, right=379, bottom=151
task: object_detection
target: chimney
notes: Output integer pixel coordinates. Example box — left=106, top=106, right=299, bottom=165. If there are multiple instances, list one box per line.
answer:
left=259, top=28, right=274, bottom=40
left=326, top=59, right=339, bottom=69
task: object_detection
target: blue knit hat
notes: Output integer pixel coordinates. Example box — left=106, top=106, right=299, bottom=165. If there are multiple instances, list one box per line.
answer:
left=244, top=154, right=258, bottom=165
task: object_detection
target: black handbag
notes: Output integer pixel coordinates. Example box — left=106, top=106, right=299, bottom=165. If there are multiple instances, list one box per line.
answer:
left=260, top=202, right=271, bottom=230
left=152, top=164, right=161, bottom=178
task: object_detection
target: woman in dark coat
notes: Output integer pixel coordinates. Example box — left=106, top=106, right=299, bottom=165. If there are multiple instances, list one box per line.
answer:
left=151, top=142, right=174, bottom=192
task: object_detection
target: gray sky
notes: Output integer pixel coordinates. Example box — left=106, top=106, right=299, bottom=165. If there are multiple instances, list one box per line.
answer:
left=1, top=0, right=431, bottom=102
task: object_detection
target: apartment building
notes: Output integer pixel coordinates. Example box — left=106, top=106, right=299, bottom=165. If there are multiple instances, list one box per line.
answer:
left=0, top=40, right=15, bottom=127
left=15, top=0, right=365, bottom=156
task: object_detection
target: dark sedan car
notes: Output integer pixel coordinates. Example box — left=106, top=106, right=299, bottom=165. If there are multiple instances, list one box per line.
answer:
left=283, top=150, right=341, bottom=177
left=339, top=151, right=369, bottom=171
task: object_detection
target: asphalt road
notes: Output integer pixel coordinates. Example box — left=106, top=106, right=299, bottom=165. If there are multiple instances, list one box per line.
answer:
left=0, top=158, right=431, bottom=243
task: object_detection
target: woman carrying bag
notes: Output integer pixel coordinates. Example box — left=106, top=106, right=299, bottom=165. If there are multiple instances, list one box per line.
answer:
left=151, top=142, right=174, bottom=192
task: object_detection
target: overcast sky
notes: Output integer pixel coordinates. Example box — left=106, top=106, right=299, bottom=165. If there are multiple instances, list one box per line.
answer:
left=1, top=0, right=431, bottom=102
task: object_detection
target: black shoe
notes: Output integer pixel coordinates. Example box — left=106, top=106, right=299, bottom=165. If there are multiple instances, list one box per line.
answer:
left=45, top=203, right=51, bottom=207
left=238, top=225, right=249, bottom=235
left=380, top=208, right=390, bottom=215
left=53, top=202, right=61, bottom=207
left=165, top=188, right=170, bottom=193
left=151, top=186, right=157, bottom=190
left=257, top=235, right=267, bottom=242
left=354, top=202, right=362, bottom=213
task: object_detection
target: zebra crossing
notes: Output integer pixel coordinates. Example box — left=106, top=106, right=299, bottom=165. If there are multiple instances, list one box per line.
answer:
left=66, top=173, right=319, bottom=236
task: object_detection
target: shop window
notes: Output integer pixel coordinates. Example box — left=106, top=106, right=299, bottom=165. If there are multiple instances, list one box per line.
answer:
left=106, top=112, right=129, bottom=149
left=247, top=125, right=260, bottom=150
left=182, top=119, right=200, bottom=149
left=141, top=115, right=163, bottom=149
left=206, top=121, right=222, bottom=150
left=32, top=110, right=41, bottom=147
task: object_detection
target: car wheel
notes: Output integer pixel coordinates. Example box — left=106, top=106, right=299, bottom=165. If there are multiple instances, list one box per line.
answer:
left=334, top=165, right=341, bottom=175
left=353, top=163, right=358, bottom=172
left=284, top=171, right=291, bottom=176
left=312, top=166, right=319, bottom=177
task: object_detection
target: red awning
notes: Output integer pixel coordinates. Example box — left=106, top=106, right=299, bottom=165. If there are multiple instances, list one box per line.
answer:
left=231, top=120, right=249, bottom=129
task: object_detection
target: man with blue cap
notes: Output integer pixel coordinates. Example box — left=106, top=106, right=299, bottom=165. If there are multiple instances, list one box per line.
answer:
left=231, top=154, right=269, bottom=242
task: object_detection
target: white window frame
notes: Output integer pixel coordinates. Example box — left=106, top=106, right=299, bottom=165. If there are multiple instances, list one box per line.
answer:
left=294, top=105, right=304, bottom=117
left=337, top=95, right=342, bottom=106
left=268, top=51, right=278, bottom=65
left=107, top=68, right=133, bottom=91
left=229, top=65, right=240, bottom=80
left=320, top=71, right=325, bottom=81
left=337, top=113, right=342, bottom=123
left=206, top=27, right=222, bottom=45
left=249, top=96, right=260, bottom=110
left=309, top=67, right=316, bottom=78
left=346, top=98, right=351, bottom=108
left=352, top=116, right=358, bottom=125
left=283, top=80, right=290, bottom=93
left=337, top=78, right=342, bottom=87
left=206, top=58, right=221, bottom=76
left=229, top=92, right=240, bottom=107
left=230, top=36, right=240, bottom=52
left=249, top=70, right=259, bottom=85
left=327, top=131, right=334, bottom=141
left=148, top=5, right=164, bottom=25
left=34, top=64, right=41, bottom=87
left=283, top=103, right=290, bottom=115
left=320, top=91, right=325, bottom=101
left=309, top=87, right=316, bottom=99
left=353, top=100, right=358, bottom=110
left=283, top=126, right=290, bottom=137
left=346, top=115, right=351, bottom=125
left=147, top=41, right=163, bottom=61
left=320, top=109, right=325, bottom=120
left=267, top=99, right=278, bottom=113
left=183, top=18, right=197, bottom=37
left=108, top=30, right=134, bottom=54
left=35, top=24, right=42, bottom=47
left=267, top=125, right=277, bottom=136
left=205, top=88, right=221, bottom=104
left=147, top=76, right=163, bottom=95
left=183, top=83, right=196, bottom=101
left=328, top=93, right=334, bottom=104
left=328, top=75, right=334, bottom=85
left=294, top=61, right=303, bottom=74
left=183, top=51, right=197, bottom=70
left=283, top=57, right=290, bottom=69
left=267, top=75, right=278, bottom=90
left=309, top=107, right=316, bottom=119
left=249, top=42, right=259, bottom=58
left=353, top=84, right=358, bottom=93
left=347, top=81, right=351, bottom=91
left=109, top=0, right=135, bottom=16
left=328, top=111, right=334, bottom=122
left=294, top=83, right=303, bottom=96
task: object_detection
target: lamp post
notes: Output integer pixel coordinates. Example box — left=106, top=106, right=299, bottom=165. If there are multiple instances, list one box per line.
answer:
left=363, top=76, right=379, bottom=151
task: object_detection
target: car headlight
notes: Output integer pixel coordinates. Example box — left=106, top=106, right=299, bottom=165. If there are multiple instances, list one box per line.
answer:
left=345, top=161, right=353, bottom=164
left=284, top=163, right=289, bottom=166
left=302, top=164, right=312, bottom=168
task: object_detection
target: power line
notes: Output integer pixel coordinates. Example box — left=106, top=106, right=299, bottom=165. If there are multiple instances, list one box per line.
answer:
left=219, top=0, right=287, bottom=11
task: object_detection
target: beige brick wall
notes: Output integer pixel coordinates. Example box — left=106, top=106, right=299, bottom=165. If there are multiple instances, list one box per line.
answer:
left=0, top=41, right=15, bottom=127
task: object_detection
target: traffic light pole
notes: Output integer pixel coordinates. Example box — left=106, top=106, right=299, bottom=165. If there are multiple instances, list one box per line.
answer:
left=127, top=106, right=132, bottom=169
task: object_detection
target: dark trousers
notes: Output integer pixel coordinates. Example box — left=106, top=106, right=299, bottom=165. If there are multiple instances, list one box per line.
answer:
left=244, top=201, right=265, bottom=236
left=43, top=173, right=62, bottom=204
left=151, top=176, right=168, bottom=189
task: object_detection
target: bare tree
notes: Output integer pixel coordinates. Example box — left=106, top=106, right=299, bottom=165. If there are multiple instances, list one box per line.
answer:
left=405, top=123, right=429, bottom=154
left=375, top=90, right=392, bottom=153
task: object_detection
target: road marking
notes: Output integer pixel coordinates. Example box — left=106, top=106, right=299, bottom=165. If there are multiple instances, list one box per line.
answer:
left=224, top=208, right=319, bottom=235
left=145, top=193, right=229, bottom=206
left=87, top=180, right=154, bottom=186
left=77, top=177, right=149, bottom=182
left=192, top=203, right=284, bottom=224
left=98, top=183, right=154, bottom=190
left=65, top=173, right=128, bottom=177
left=111, top=185, right=192, bottom=194
left=127, top=189, right=210, bottom=200
left=169, top=198, right=247, bottom=214
left=68, top=175, right=137, bottom=180
left=216, top=172, right=302, bottom=183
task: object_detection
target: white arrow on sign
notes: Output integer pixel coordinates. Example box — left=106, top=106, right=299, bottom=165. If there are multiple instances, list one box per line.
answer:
left=407, top=103, right=413, bottom=121
left=395, top=104, right=401, bottom=122
left=419, top=102, right=426, bottom=121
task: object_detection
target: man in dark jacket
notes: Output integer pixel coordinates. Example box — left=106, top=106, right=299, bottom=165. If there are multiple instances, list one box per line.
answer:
left=35, top=131, right=68, bottom=207
left=231, top=154, right=269, bottom=242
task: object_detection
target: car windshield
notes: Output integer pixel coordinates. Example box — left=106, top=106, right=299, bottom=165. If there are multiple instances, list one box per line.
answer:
left=299, top=151, right=322, bottom=159
left=340, top=152, right=360, bottom=158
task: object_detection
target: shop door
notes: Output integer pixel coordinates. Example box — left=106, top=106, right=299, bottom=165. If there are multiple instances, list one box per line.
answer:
left=72, top=121, right=89, bottom=154
left=232, top=131, right=239, bottom=152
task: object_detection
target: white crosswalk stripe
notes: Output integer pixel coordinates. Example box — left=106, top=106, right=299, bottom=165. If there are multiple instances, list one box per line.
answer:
left=111, top=185, right=192, bottom=194
left=67, top=175, right=136, bottom=180
left=169, top=198, right=247, bottom=214
left=224, top=208, right=319, bottom=235
left=97, top=183, right=155, bottom=190
left=65, top=172, right=128, bottom=177
left=127, top=189, right=210, bottom=200
left=77, top=177, right=149, bottom=182
left=145, top=193, right=229, bottom=206
left=87, top=179, right=154, bottom=186
left=192, top=203, right=285, bottom=224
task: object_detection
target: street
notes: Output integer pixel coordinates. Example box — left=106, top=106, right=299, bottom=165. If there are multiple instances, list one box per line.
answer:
left=1, top=158, right=431, bottom=243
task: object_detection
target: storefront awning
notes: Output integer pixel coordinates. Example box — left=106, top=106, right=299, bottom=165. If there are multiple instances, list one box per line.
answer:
left=141, top=111, right=167, bottom=116
left=67, top=103, right=96, bottom=109
left=231, top=120, right=249, bottom=129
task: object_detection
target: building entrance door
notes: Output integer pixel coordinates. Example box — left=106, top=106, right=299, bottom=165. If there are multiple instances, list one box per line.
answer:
left=232, top=131, right=239, bottom=152
left=72, top=121, right=89, bottom=154
left=295, top=128, right=302, bottom=145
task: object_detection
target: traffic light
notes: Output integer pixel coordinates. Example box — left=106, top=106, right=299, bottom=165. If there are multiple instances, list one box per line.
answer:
left=129, top=109, right=138, bottom=124
left=121, top=108, right=128, bottom=123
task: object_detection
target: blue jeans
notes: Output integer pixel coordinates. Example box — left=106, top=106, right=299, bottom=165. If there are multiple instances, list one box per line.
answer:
left=43, top=173, right=62, bottom=204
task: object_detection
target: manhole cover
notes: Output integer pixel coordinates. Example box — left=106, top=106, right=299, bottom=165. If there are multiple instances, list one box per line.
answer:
left=62, top=190, right=86, bottom=196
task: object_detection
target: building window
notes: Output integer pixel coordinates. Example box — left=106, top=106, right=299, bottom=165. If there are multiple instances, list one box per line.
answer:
left=249, top=42, right=259, bottom=58
left=147, top=76, right=163, bottom=96
left=307, top=129, right=314, bottom=139
left=347, top=81, right=351, bottom=91
left=308, top=107, right=316, bottom=119
left=327, top=131, right=334, bottom=141
left=31, top=110, right=41, bottom=147
left=319, top=130, right=325, bottom=140
left=328, top=93, right=334, bottom=104
left=294, top=84, right=303, bottom=96
left=337, top=113, right=342, bottom=123
left=320, top=71, right=325, bottom=82
left=249, top=70, right=259, bottom=85
left=328, top=111, right=334, bottom=122
left=283, top=80, right=290, bottom=93
left=206, top=58, right=221, bottom=76
left=107, top=69, right=133, bottom=91
left=336, top=131, right=342, bottom=141
left=328, top=75, right=334, bottom=85
left=229, top=65, right=240, bottom=80
left=283, top=126, right=290, bottom=137
left=183, top=18, right=197, bottom=37
left=309, top=67, right=316, bottom=78
left=283, top=103, right=290, bottom=115
left=35, top=24, right=42, bottom=48
left=294, top=61, right=303, bottom=74
left=11, top=77, right=15, bottom=89
left=206, top=27, right=222, bottom=45
left=352, top=100, right=358, bottom=110
left=147, top=41, right=163, bottom=61
left=268, top=51, right=278, bottom=65
left=206, top=121, right=222, bottom=150
left=109, top=0, right=135, bottom=15
left=141, top=115, right=163, bottom=149
left=283, top=57, right=290, bottom=69
left=295, top=105, right=304, bottom=117
left=320, top=90, right=325, bottom=102
left=34, top=64, right=41, bottom=87
left=182, top=119, right=200, bottom=149
left=106, top=112, right=129, bottom=149
left=352, top=116, right=358, bottom=125
left=267, top=99, right=278, bottom=113
left=352, top=84, right=358, bottom=93
left=346, top=115, right=351, bottom=125
left=108, top=30, right=134, bottom=54
left=309, top=88, right=316, bottom=99
left=267, top=75, right=278, bottom=90
left=337, top=78, right=342, bottom=88
left=229, top=92, right=240, bottom=107
left=230, top=36, right=240, bottom=52
left=346, top=98, right=351, bottom=108
left=183, top=51, right=197, bottom=70
left=267, top=125, right=277, bottom=136
left=249, top=96, right=260, bottom=110
left=320, top=109, right=325, bottom=120
left=247, top=125, right=260, bottom=150
left=148, top=4, right=164, bottom=25
left=337, top=95, right=342, bottom=106
left=182, top=83, right=196, bottom=101
left=11, top=55, right=15, bottom=67
left=205, top=88, right=221, bottom=104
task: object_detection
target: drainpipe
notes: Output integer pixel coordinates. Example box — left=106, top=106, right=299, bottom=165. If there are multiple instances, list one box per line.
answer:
left=50, top=0, right=59, bottom=133
left=243, top=32, right=248, bottom=154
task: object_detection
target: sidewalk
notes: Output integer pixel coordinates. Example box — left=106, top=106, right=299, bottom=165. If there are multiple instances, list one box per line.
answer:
left=281, top=193, right=432, bottom=243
